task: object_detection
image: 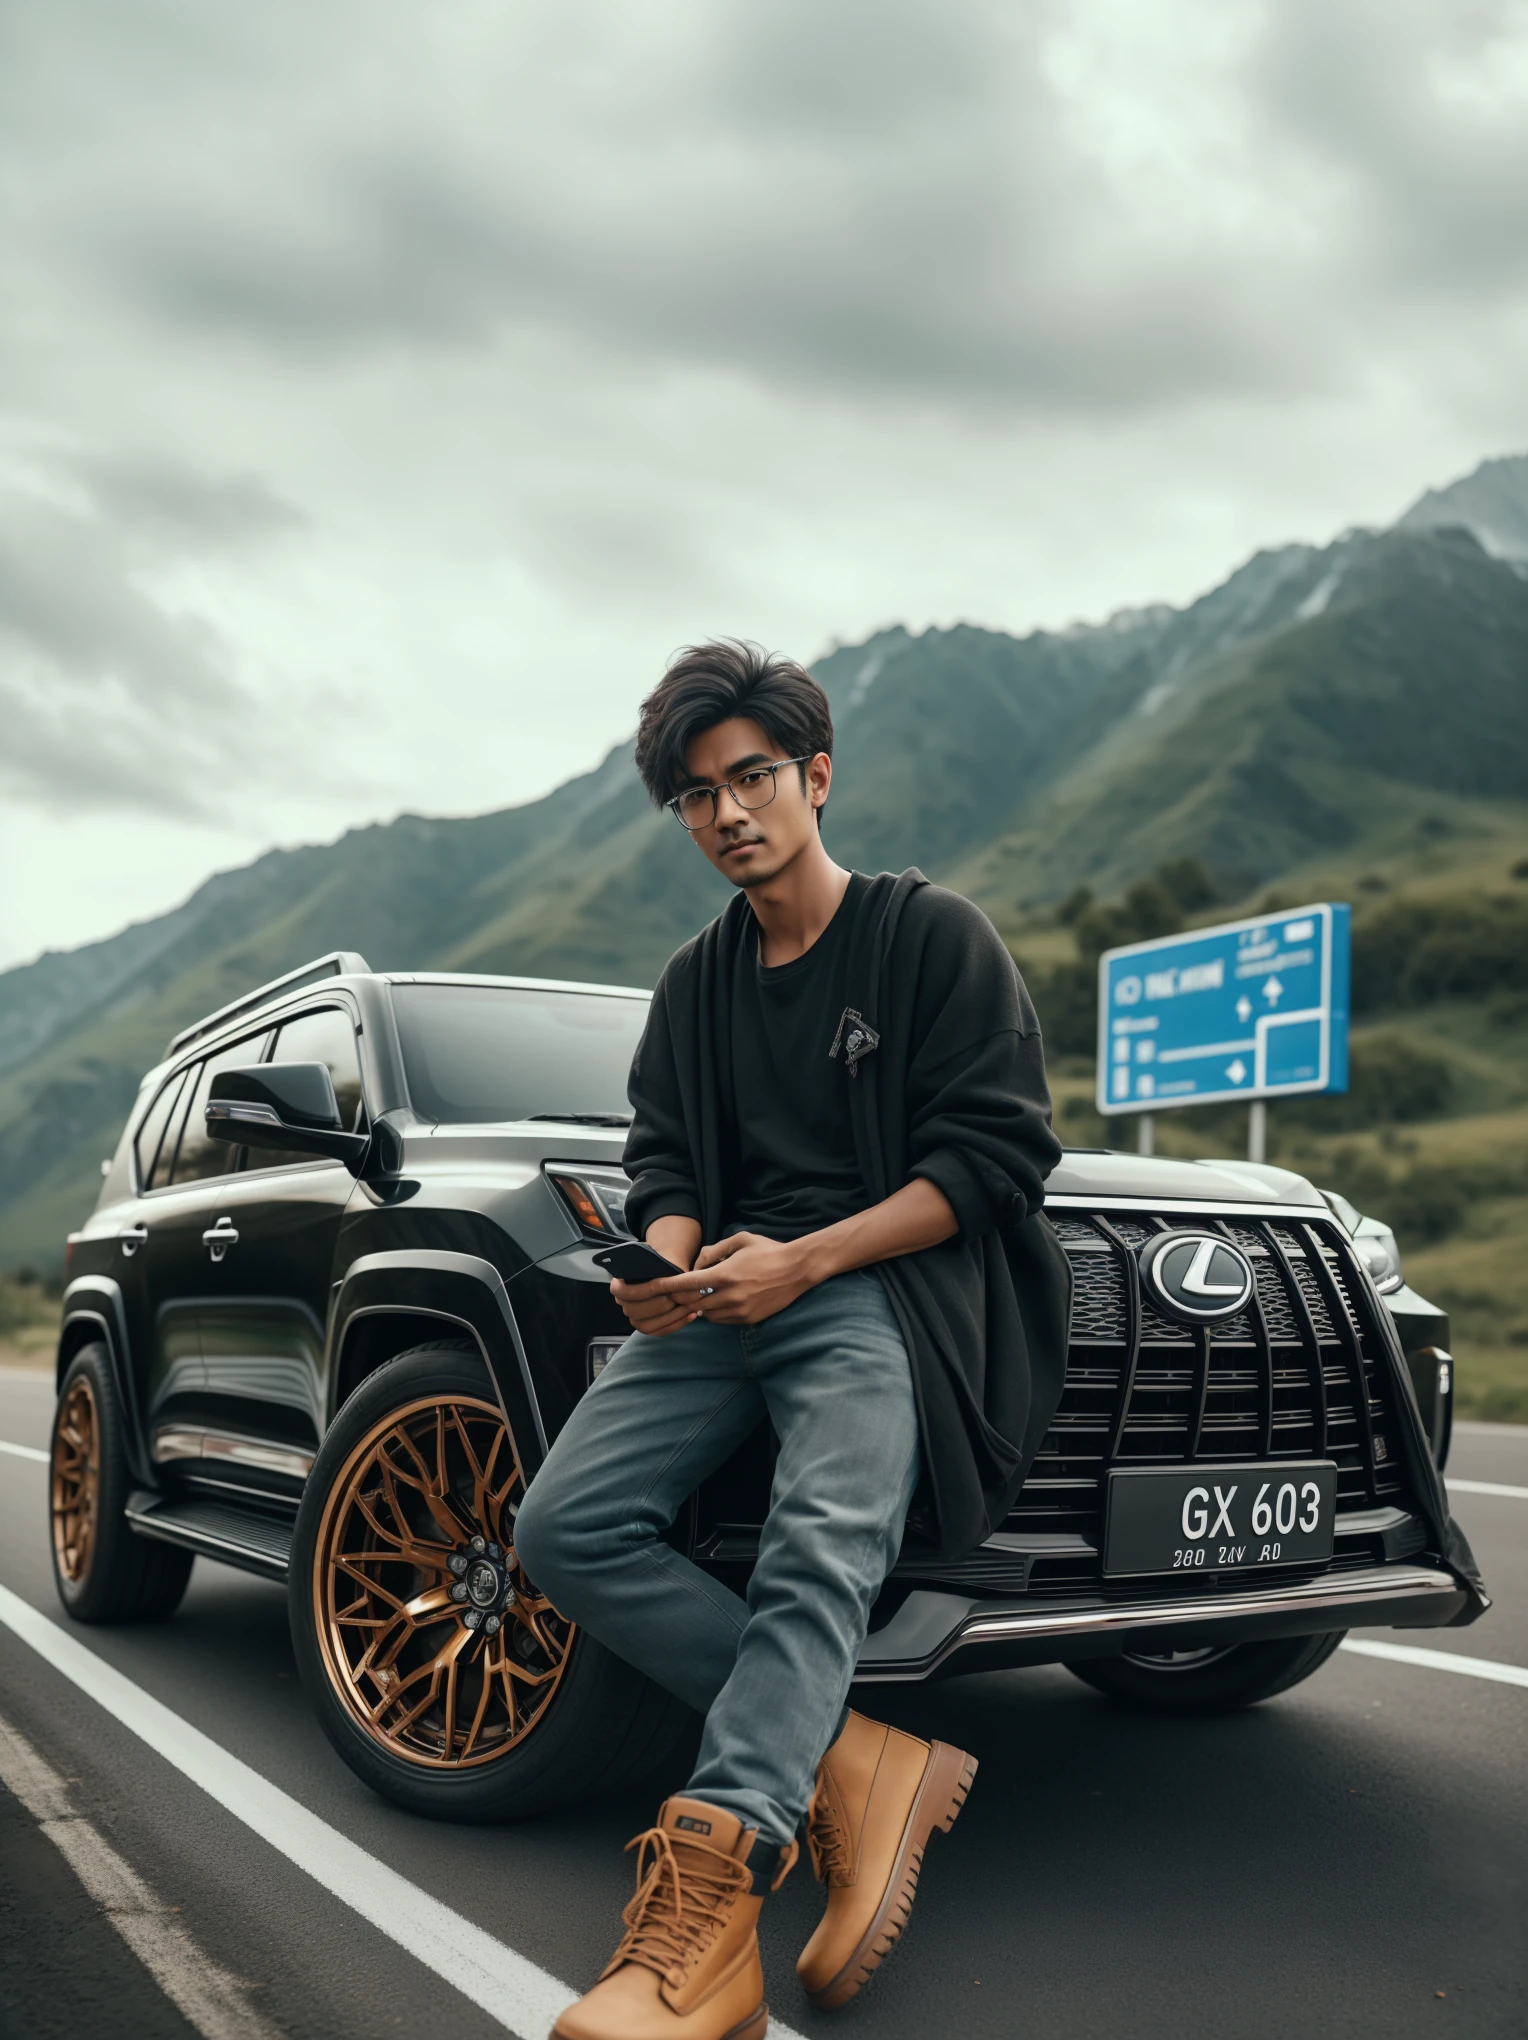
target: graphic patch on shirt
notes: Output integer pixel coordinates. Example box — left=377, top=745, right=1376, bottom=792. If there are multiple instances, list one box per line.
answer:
left=829, top=1006, right=880, bottom=1077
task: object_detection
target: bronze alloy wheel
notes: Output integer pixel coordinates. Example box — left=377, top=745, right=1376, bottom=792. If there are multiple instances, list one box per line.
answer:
left=313, top=1393, right=573, bottom=1769
left=52, top=1374, right=101, bottom=1584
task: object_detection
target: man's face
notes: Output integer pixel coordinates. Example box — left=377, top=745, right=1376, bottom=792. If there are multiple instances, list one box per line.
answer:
left=676, top=717, right=830, bottom=888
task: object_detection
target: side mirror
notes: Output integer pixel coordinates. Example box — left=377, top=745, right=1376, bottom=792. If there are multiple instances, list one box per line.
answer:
left=206, top=1063, right=371, bottom=1172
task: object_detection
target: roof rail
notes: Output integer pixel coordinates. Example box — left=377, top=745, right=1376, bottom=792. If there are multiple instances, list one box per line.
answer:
left=167, top=952, right=373, bottom=1057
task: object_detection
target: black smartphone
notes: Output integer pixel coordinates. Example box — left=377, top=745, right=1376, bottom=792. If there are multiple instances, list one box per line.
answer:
left=591, top=1241, right=685, bottom=1283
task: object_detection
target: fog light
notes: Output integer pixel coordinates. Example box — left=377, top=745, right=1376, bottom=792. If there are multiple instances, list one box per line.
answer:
left=587, top=1337, right=625, bottom=1386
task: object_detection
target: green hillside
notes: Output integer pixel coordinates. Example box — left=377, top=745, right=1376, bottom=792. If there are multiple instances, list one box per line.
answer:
left=953, top=526, right=1528, bottom=915
left=3, top=467, right=1526, bottom=1411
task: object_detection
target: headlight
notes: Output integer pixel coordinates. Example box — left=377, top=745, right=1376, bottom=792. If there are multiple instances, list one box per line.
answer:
left=1353, top=1218, right=1404, bottom=1296
left=546, top=1165, right=632, bottom=1237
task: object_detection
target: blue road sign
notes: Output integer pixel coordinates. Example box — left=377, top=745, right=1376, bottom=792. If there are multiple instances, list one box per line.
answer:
left=1096, top=902, right=1350, bottom=1115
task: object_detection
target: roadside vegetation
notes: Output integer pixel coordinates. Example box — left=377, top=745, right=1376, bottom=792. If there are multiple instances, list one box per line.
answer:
left=0, top=1267, right=60, bottom=1371
left=1015, top=832, right=1528, bottom=1422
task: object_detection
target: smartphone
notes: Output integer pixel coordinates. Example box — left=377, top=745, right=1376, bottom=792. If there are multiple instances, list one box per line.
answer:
left=591, top=1240, right=685, bottom=1284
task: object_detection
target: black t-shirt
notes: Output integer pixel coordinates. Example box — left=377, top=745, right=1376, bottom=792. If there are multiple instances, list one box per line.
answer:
left=722, top=873, right=870, bottom=1240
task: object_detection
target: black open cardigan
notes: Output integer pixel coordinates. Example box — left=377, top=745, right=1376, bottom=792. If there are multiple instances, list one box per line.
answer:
left=622, top=869, right=1073, bottom=1562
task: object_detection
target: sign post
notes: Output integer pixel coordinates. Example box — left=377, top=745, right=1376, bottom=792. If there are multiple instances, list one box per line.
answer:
left=1096, top=903, right=1350, bottom=1156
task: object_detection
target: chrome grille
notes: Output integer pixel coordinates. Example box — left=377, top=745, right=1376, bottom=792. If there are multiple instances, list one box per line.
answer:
left=1285, top=1249, right=1338, bottom=1340
left=1007, top=1212, right=1411, bottom=1580
left=1068, top=1249, right=1126, bottom=1342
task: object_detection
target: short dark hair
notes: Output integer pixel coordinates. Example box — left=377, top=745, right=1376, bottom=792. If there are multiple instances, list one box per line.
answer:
left=634, top=639, right=834, bottom=813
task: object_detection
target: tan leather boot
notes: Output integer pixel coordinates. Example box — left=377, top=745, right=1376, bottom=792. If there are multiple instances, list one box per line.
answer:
left=553, top=1796, right=792, bottom=2040
left=796, top=1711, right=977, bottom=2010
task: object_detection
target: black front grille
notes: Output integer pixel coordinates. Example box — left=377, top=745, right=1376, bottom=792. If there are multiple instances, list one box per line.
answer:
left=1008, top=1212, right=1410, bottom=1588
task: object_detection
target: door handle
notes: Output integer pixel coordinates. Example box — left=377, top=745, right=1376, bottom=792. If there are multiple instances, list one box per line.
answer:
left=118, top=1227, right=148, bottom=1257
left=202, top=1217, right=240, bottom=1263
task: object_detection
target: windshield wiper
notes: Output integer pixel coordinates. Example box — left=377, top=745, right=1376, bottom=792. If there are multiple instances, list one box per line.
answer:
left=524, top=1112, right=633, bottom=1127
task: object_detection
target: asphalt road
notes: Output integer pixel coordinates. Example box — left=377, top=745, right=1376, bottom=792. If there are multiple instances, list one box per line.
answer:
left=1, top=1366, right=1524, bottom=2040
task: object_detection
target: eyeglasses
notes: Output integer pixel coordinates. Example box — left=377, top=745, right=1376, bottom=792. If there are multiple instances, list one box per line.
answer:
left=667, top=757, right=812, bottom=832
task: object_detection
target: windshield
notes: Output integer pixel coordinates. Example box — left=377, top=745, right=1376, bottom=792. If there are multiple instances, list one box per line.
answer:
left=391, top=983, right=648, bottom=1126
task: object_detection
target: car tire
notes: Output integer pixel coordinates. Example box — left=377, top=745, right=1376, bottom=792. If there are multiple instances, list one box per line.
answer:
left=49, top=1344, right=195, bottom=1624
left=290, top=1341, right=695, bottom=1822
left=1065, top=1630, right=1347, bottom=1712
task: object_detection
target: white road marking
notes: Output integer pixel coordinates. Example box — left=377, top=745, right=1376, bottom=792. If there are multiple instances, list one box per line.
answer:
left=0, top=1708, right=279, bottom=2040
left=1340, top=1639, right=1528, bottom=1689
left=0, top=1583, right=808, bottom=2040
left=5, top=1393, right=1512, bottom=2026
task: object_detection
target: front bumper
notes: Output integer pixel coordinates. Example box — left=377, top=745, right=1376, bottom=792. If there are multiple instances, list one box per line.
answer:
left=852, top=1562, right=1467, bottom=1683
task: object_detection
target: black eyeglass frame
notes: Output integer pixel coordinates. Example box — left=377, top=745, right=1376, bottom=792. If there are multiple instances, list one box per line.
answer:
left=666, top=756, right=815, bottom=832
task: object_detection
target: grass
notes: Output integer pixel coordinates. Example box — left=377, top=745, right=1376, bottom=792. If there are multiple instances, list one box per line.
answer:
left=1404, top=1191, right=1528, bottom=1423
left=0, top=1273, right=59, bottom=1373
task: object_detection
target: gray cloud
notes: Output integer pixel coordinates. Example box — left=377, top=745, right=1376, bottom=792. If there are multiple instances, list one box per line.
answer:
left=1, top=0, right=1526, bottom=968
left=41, top=0, right=1516, bottom=419
left=76, top=453, right=305, bottom=554
left=0, top=488, right=250, bottom=814
left=1253, top=0, right=1528, bottom=298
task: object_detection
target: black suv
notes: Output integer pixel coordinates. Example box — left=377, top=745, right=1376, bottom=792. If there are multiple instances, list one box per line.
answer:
left=48, top=952, right=1479, bottom=1823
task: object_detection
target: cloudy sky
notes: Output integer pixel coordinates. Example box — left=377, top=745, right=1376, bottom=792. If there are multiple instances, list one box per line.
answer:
left=2, top=0, right=1526, bottom=971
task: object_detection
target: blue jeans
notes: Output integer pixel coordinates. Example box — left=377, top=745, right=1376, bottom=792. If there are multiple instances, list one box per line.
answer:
left=515, top=1269, right=921, bottom=1846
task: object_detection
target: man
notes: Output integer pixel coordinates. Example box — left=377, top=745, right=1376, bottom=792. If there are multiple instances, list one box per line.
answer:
left=516, top=641, right=1070, bottom=2040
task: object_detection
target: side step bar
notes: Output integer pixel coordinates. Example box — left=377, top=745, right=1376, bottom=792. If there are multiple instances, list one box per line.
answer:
left=126, top=1491, right=294, bottom=1581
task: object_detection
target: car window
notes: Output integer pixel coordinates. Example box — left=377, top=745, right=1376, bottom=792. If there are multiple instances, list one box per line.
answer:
left=150, top=1069, right=198, bottom=1189
left=392, top=984, right=647, bottom=1124
left=270, top=1007, right=363, bottom=1126
left=134, top=1069, right=189, bottom=1191
left=241, top=1006, right=365, bottom=1173
left=168, top=1033, right=271, bottom=1185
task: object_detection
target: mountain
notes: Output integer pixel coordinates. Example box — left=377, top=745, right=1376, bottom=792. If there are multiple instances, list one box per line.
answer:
left=1399, top=452, right=1528, bottom=562
left=2, top=467, right=1527, bottom=1269
left=951, top=523, right=1528, bottom=914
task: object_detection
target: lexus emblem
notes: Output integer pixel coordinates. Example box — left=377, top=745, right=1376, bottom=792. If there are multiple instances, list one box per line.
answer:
left=1139, top=1231, right=1255, bottom=1325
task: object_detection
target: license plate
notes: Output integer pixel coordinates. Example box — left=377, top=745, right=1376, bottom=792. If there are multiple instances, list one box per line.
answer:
left=1103, top=1460, right=1338, bottom=1578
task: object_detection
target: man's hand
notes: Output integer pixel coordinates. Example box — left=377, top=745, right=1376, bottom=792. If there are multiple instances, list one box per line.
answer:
left=609, top=1273, right=702, bottom=1338
left=608, top=1181, right=959, bottom=1336
left=610, top=1234, right=809, bottom=1332
left=679, top=1232, right=814, bottom=1325
left=609, top=1215, right=703, bottom=1337
left=678, top=1181, right=959, bottom=1324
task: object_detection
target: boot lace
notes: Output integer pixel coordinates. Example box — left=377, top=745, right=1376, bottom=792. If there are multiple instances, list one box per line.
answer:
left=611, top=1828, right=753, bottom=1988
left=806, top=1779, right=853, bottom=1884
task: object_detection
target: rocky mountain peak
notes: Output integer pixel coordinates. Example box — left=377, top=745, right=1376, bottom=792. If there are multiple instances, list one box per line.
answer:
left=1399, top=453, right=1528, bottom=562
